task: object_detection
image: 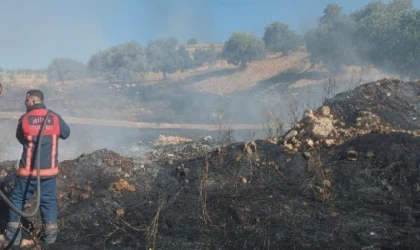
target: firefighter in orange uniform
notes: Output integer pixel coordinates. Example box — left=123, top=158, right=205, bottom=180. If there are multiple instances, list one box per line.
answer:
left=0, top=89, right=70, bottom=247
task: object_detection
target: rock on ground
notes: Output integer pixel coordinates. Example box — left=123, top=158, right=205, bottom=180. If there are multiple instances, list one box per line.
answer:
left=310, top=117, right=335, bottom=139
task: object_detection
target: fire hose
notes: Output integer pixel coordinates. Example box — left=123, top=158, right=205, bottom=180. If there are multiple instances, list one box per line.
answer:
left=0, top=82, right=47, bottom=218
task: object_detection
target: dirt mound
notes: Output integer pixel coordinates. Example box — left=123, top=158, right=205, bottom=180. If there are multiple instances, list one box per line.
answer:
left=326, top=78, right=420, bottom=130
left=279, top=79, right=420, bottom=153
left=1, top=134, right=418, bottom=249
left=0, top=79, right=420, bottom=249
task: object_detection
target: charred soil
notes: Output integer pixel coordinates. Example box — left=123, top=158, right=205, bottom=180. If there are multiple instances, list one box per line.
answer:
left=0, top=79, right=420, bottom=249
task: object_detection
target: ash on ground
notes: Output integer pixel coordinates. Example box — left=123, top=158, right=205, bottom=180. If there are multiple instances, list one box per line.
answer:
left=0, top=78, right=420, bottom=249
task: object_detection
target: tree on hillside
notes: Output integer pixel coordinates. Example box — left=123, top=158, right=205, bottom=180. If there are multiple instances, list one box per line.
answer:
left=263, top=22, right=303, bottom=55
left=222, top=32, right=266, bottom=67
left=146, top=38, right=179, bottom=79
left=146, top=44, right=164, bottom=75
left=351, top=0, right=415, bottom=77
left=47, top=58, right=86, bottom=84
left=389, top=8, right=420, bottom=78
left=87, top=41, right=146, bottom=84
left=303, top=0, right=420, bottom=78
left=319, top=3, right=343, bottom=25
left=178, top=45, right=194, bottom=71
left=388, top=0, right=413, bottom=13
left=187, top=38, right=198, bottom=45
left=146, top=37, right=194, bottom=79
left=304, top=4, right=359, bottom=74
left=193, top=48, right=218, bottom=68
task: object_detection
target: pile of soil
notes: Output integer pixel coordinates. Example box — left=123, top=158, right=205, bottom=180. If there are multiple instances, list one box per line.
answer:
left=279, top=78, right=420, bottom=153
left=0, top=79, right=420, bottom=249
left=326, top=78, right=420, bottom=130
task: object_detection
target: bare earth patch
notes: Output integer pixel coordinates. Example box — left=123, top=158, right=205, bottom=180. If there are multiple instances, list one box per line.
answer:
left=193, top=52, right=310, bottom=95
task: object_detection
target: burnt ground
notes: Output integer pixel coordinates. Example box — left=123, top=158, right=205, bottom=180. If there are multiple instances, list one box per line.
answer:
left=325, top=79, right=420, bottom=130
left=0, top=79, right=420, bottom=249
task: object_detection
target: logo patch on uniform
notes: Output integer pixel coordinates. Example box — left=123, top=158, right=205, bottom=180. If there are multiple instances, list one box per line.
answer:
left=29, top=116, right=54, bottom=125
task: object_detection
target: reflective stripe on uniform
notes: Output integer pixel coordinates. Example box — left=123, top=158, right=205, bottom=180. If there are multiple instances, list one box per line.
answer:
left=25, top=136, right=33, bottom=169
left=18, top=167, right=58, bottom=177
left=51, top=134, right=57, bottom=168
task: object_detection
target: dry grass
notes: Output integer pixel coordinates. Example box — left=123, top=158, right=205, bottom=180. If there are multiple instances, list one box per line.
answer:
left=185, top=43, right=223, bottom=57
left=289, top=65, right=388, bottom=90
left=307, top=150, right=334, bottom=202
left=1, top=72, right=47, bottom=88
left=193, top=52, right=309, bottom=95
left=260, top=107, right=284, bottom=139
left=146, top=200, right=164, bottom=250
left=286, top=93, right=299, bottom=128
left=138, top=60, right=234, bottom=84
left=199, top=154, right=212, bottom=226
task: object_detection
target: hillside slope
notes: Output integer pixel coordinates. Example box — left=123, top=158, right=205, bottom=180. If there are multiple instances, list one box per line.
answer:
left=1, top=48, right=388, bottom=96
left=0, top=49, right=391, bottom=131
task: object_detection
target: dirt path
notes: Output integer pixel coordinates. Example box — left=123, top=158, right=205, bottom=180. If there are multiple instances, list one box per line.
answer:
left=0, top=111, right=263, bottom=131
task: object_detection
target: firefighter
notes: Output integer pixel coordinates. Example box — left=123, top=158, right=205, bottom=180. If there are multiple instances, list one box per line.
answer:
left=0, top=89, right=71, bottom=247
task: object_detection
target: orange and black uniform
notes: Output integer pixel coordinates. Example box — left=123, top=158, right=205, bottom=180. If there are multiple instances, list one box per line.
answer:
left=6, top=103, right=70, bottom=245
left=16, top=103, right=70, bottom=178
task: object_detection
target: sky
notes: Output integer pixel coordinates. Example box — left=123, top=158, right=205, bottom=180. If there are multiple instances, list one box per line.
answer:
left=1, top=0, right=419, bottom=69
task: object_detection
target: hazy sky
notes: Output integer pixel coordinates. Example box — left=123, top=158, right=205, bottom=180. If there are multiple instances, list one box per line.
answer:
left=1, top=0, right=419, bottom=69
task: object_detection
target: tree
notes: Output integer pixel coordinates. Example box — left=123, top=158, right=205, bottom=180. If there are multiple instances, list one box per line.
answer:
left=47, top=58, right=86, bottom=84
left=187, top=38, right=198, bottom=45
left=263, top=22, right=303, bottom=54
left=193, top=48, right=218, bottom=68
left=222, top=32, right=266, bottom=67
left=146, top=38, right=179, bottom=79
left=146, top=38, right=194, bottom=79
left=146, top=44, right=165, bottom=75
left=319, top=3, right=343, bottom=25
left=388, top=0, right=413, bottom=13
left=178, top=45, right=194, bottom=71
left=305, top=4, right=359, bottom=74
left=351, top=0, right=415, bottom=77
left=87, top=41, right=146, bottom=84
left=390, top=8, right=420, bottom=78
